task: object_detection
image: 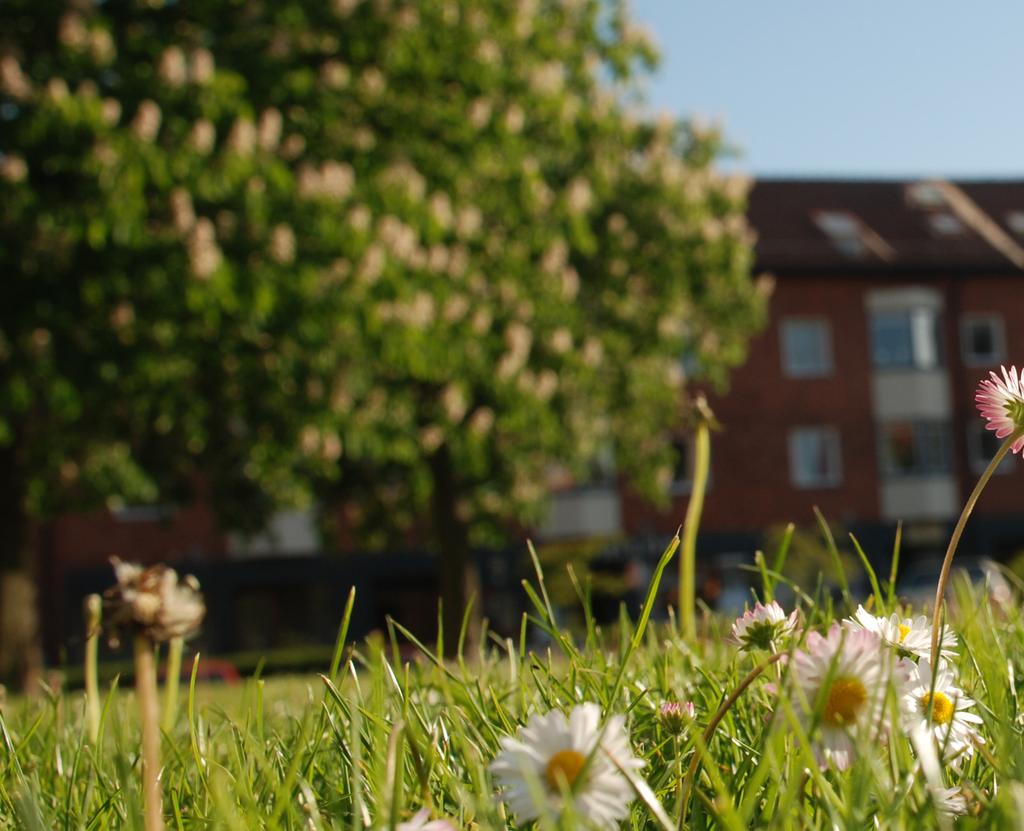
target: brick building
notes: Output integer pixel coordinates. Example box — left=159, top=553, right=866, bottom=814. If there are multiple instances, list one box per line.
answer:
left=615, top=179, right=1024, bottom=569
left=45, top=178, right=1024, bottom=657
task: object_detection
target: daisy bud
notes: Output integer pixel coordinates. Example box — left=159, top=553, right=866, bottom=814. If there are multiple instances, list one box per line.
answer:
left=658, top=700, right=695, bottom=734
left=730, top=601, right=799, bottom=653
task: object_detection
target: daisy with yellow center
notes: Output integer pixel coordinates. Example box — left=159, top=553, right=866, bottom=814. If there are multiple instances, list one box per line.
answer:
left=791, top=624, right=890, bottom=770
left=901, top=659, right=983, bottom=766
left=489, top=703, right=644, bottom=829
left=846, top=605, right=957, bottom=661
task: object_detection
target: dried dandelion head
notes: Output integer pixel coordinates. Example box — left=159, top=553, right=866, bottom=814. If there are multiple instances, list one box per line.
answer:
left=103, top=558, right=205, bottom=646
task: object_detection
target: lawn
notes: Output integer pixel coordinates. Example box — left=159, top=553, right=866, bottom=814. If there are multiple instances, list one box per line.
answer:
left=1, top=535, right=1022, bottom=830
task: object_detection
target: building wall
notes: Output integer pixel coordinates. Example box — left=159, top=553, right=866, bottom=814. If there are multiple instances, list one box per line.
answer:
left=621, top=271, right=1024, bottom=545
left=623, top=275, right=880, bottom=537
left=50, top=502, right=227, bottom=570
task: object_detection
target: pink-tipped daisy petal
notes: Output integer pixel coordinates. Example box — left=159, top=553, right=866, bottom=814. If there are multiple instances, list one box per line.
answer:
left=975, top=365, right=1024, bottom=454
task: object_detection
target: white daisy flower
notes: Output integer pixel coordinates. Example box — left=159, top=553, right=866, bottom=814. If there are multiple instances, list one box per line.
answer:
left=790, top=624, right=893, bottom=770
left=976, top=365, right=1024, bottom=455
left=930, top=786, right=968, bottom=818
left=901, top=659, right=983, bottom=765
left=396, top=809, right=456, bottom=831
left=730, top=601, right=799, bottom=652
left=490, top=703, right=643, bottom=829
left=845, top=605, right=957, bottom=661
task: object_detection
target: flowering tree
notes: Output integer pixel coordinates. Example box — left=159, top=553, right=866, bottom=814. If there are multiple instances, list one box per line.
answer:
left=0, top=0, right=765, bottom=669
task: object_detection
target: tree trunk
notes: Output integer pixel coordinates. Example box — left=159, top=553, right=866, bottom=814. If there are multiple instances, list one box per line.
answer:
left=0, top=448, right=42, bottom=691
left=428, top=444, right=480, bottom=657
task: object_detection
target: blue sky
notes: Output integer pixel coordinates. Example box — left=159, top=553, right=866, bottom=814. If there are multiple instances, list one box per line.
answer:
left=630, top=2, right=1024, bottom=178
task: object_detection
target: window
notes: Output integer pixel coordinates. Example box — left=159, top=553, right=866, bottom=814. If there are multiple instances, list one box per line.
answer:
left=870, top=308, right=942, bottom=369
left=961, top=315, right=1005, bottom=366
left=813, top=210, right=895, bottom=260
left=1006, top=211, right=1024, bottom=236
left=905, top=182, right=947, bottom=209
left=670, top=438, right=693, bottom=494
left=967, top=424, right=1015, bottom=475
left=879, top=421, right=952, bottom=476
left=780, top=318, right=833, bottom=378
left=813, top=211, right=867, bottom=258
left=670, top=436, right=713, bottom=494
left=587, top=444, right=617, bottom=486
left=926, top=212, right=967, bottom=238
left=788, top=427, right=842, bottom=489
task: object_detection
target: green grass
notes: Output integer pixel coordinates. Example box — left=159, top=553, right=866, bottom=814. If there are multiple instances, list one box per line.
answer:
left=2, top=534, right=1024, bottom=829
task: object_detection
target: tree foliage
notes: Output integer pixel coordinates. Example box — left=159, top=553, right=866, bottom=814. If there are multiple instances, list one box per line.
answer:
left=0, top=0, right=765, bottom=580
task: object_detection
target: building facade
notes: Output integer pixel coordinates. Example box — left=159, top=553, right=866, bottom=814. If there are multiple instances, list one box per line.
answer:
left=617, top=179, right=1024, bottom=570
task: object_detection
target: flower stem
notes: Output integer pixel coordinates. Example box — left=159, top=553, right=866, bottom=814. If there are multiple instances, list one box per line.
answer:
left=672, top=734, right=684, bottom=821
left=83, top=594, right=102, bottom=744
left=930, top=428, right=1024, bottom=666
left=680, top=418, right=711, bottom=640
left=681, top=652, right=784, bottom=823
left=134, top=635, right=164, bottom=831
left=162, top=636, right=184, bottom=734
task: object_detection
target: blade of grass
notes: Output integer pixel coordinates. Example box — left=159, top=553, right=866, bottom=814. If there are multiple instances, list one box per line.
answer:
left=849, top=532, right=884, bottom=610
left=754, top=549, right=772, bottom=602
left=607, top=533, right=680, bottom=709
left=328, top=587, right=357, bottom=680
left=770, top=522, right=795, bottom=588
left=887, top=521, right=902, bottom=610
left=813, top=507, right=851, bottom=609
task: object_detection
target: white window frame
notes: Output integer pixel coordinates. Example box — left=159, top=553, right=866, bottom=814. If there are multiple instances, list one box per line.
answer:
left=780, top=317, right=833, bottom=378
left=960, top=314, right=1006, bottom=367
left=788, top=427, right=842, bottom=489
left=966, top=423, right=1015, bottom=476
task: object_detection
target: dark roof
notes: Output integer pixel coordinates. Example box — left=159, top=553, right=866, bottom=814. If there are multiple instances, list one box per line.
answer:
left=748, top=178, right=1024, bottom=273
